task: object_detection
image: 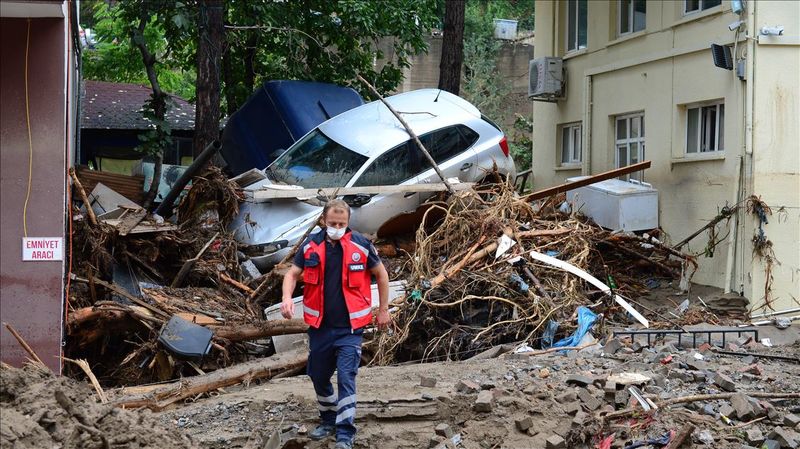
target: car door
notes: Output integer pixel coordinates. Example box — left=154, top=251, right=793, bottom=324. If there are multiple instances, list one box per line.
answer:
left=347, top=141, right=422, bottom=235
left=416, top=125, right=480, bottom=201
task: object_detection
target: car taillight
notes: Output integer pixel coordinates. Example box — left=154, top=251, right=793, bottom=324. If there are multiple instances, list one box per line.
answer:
left=499, top=136, right=510, bottom=157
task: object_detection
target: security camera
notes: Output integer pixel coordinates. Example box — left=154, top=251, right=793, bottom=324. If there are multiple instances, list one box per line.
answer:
left=728, top=20, right=744, bottom=31
left=760, top=25, right=784, bottom=36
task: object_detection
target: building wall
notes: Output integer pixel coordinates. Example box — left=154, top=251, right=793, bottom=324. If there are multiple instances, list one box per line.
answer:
left=532, top=0, right=799, bottom=313
left=0, top=17, right=69, bottom=372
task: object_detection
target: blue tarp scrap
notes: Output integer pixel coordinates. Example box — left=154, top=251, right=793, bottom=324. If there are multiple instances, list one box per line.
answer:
left=550, top=306, right=597, bottom=348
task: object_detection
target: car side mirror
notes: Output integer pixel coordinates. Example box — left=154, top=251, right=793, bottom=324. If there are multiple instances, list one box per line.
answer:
left=343, top=193, right=373, bottom=207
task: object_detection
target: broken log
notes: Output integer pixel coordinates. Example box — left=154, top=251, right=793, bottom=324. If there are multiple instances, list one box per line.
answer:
left=69, top=167, right=98, bottom=226
left=113, top=349, right=308, bottom=411
left=172, top=232, right=219, bottom=288
left=219, top=273, right=254, bottom=295
left=357, top=74, right=454, bottom=194
left=663, top=423, right=694, bottom=449
left=3, top=322, right=49, bottom=370
left=213, top=319, right=308, bottom=342
left=71, top=275, right=170, bottom=319
left=523, top=161, right=651, bottom=202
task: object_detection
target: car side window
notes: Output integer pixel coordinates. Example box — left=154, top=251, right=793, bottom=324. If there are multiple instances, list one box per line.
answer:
left=353, top=142, right=419, bottom=187
left=419, top=125, right=480, bottom=167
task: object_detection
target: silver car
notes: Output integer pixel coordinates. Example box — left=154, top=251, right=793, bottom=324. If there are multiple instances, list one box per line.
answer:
left=230, top=88, right=516, bottom=272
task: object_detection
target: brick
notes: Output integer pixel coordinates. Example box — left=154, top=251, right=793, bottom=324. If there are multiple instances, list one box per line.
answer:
left=768, top=427, right=800, bottom=448
left=745, top=429, right=765, bottom=446
left=730, top=393, right=756, bottom=420
left=740, top=364, right=764, bottom=376
left=577, top=388, right=601, bottom=411
left=515, top=417, right=533, bottom=432
left=545, top=434, right=566, bottom=449
left=562, top=401, right=581, bottom=415
left=713, top=372, right=736, bottom=392
left=697, top=342, right=712, bottom=352
left=474, top=390, right=493, bottom=412
left=566, top=374, right=593, bottom=387
left=434, top=423, right=453, bottom=438
left=572, top=411, right=588, bottom=427
left=784, top=414, right=800, bottom=428
left=456, top=379, right=480, bottom=394
left=420, top=376, right=437, bottom=388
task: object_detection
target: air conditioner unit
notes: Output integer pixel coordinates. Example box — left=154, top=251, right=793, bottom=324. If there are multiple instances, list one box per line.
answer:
left=528, top=57, right=564, bottom=101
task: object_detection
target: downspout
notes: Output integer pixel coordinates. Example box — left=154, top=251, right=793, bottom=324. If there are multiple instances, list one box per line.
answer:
left=582, top=75, right=592, bottom=175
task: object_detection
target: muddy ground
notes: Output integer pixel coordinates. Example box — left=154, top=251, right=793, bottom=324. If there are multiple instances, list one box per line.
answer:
left=154, top=327, right=800, bottom=449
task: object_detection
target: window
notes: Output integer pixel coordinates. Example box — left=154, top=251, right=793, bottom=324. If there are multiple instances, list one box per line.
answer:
left=566, top=0, right=587, bottom=52
left=354, top=142, right=422, bottom=187
left=619, top=0, right=646, bottom=35
left=686, top=103, right=724, bottom=154
left=268, top=129, right=368, bottom=188
left=420, top=125, right=480, bottom=167
left=684, top=0, right=721, bottom=14
left=560, top=123, right=582, bottom=165
left=615, top=114, right=645, bottom=181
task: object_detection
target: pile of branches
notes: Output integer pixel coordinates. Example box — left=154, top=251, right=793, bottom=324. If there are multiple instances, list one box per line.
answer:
left=64, top=167, right=286, bottom=386
left=369, top=183, right=696, bottom=365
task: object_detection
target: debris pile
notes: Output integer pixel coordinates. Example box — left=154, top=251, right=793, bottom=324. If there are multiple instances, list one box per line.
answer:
left=369, top=183, right=697, bottom=365
left=0, top=363, right=193, bottom=448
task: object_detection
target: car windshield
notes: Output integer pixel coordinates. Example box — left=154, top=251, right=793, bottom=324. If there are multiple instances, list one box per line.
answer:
left=267, top=129, right=368, bottom=188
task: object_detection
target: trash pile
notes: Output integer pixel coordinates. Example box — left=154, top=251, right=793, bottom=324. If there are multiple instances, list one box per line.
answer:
left=368, top=183, right=698, bottom=365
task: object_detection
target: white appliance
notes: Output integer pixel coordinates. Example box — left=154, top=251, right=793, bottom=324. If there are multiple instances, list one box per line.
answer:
left=566, top=177, right=658, bottom=232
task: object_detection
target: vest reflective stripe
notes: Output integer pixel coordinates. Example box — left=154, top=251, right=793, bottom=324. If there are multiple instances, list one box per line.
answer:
left=304, top=305, right=320, bottom=317
left=349, top=306, right=371, bottom=320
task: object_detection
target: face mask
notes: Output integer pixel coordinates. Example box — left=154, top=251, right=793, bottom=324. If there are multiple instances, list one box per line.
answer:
left=326, top=227, right=346, bottom=240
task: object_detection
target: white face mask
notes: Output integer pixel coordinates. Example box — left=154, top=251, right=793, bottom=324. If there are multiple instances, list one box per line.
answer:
left=326, top=227, right=346, bottom=240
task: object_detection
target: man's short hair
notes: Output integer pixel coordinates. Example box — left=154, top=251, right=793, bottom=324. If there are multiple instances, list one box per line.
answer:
left=323, top=199, right=351, bottom=218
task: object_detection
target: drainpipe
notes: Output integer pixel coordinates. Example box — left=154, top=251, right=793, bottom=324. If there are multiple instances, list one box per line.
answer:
left=581, top=75, right=593, bottom=175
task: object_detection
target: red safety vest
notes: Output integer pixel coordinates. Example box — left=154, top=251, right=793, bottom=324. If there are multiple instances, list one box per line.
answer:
left=301, top=230, right=373, bottom=329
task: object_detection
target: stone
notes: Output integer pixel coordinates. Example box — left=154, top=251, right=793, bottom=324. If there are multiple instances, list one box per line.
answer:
left=745, top=429, right=765, bottom=446
left=603, top=339, right=623, bottom=355
left=685, top=358, right=709, bottom=371
left=785, top=414, right=800, bottom=428
left=701, top=403, right=716, bottom=416
left=515, top=417, right=533, bottom=432
left=730, top=393, right=756, bottom=420
left=456, top=379, right=480, bottom=394
left=631, top=341, right=646, bottom=353
left=566, top=374, right=593, bottom=387
left=572, top=411, right=588, bottom=427
left=434, top=423, right=454, bottom=438
left=480, top=380, right=497, bottom=390
left=545, top=435, right=566, bottom=449
left=713, top=372, right=736, bottom=392
left=420, top=376, right=437, bottom=388
left=577, top=388, right=602, bottom=411
left=725, top=342, right=740, bottom=351
left=555, top=391, right=577, bottom=404
left=429, top=436, right=445, bottom=448
left=742, top=355, right=756, bottom=365
left=562, top=401, right=581, bottom=415
left=719, top=404, right=736, bottom=418
left=769, top=427, right=800, bottom=448
left=694, top=429, right=715, bottom=445
left=538, top=368, right=551, bottom=379
left=474, top=390, right=493, bottom=412
left=741, top=364, right=764, bottom=376
left=614, top=390, right=630, bottom=408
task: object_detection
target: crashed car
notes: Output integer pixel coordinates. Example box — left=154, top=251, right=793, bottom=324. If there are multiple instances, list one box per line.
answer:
left=231, top=88, right=516, bottom=272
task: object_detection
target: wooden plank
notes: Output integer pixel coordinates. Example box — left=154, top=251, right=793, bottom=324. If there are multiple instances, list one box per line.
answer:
left=523, top=161, right=652, bottom=201
left=249, top=182, right=474, bottom=202
left=112, top=208, right=148, bottom=236
left=103, top=218, right=177, bottom=234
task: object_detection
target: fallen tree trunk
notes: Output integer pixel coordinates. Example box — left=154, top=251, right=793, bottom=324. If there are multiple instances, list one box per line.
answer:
left=213, top=319, right=308, bottom=341
left=114, top=349, right=308, bottom=411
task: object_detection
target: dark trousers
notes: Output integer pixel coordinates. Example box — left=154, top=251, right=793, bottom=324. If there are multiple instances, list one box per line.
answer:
left=307, top=326, right=363, bottom=443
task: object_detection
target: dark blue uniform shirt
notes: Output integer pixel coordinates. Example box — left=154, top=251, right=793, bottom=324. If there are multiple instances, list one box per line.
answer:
left=293, top=229, right=380, bottom=328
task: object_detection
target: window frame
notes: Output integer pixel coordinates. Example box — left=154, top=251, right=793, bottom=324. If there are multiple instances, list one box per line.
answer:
left=565, top=0, right=587, bottom=52
left=684, top=0, right=722, bottom=15
left=560, top=122, right=583, bottom=166
left=615, top=113, right=646, bottom=181
left=685, top=102, right=725, bottom=155
left=618, top=0, right=646, bottom=36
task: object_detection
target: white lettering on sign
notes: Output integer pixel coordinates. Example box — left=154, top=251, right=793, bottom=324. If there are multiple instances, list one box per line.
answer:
left=22, top=237, right=63, bottom=261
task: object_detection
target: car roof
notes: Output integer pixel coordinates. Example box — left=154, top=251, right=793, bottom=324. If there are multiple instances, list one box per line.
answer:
left=318, top=89, right=482, bottom=158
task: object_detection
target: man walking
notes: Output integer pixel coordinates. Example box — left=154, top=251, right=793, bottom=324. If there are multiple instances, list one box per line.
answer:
left=281, top=199, right=390, bottom=449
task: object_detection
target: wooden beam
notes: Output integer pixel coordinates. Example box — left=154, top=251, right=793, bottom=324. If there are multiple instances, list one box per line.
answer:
left=523, top=161, right=652, bottom=201
left=248, top=182, right=473, bottom=202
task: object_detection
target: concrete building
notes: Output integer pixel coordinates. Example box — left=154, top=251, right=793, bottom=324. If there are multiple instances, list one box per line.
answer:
left=531, top=0, right=799, bottom=315
left=1, top=0, right=80, bottom=372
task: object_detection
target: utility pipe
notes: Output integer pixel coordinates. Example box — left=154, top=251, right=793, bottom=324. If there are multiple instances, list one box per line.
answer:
left=153, top=140, right=222, bottom=217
